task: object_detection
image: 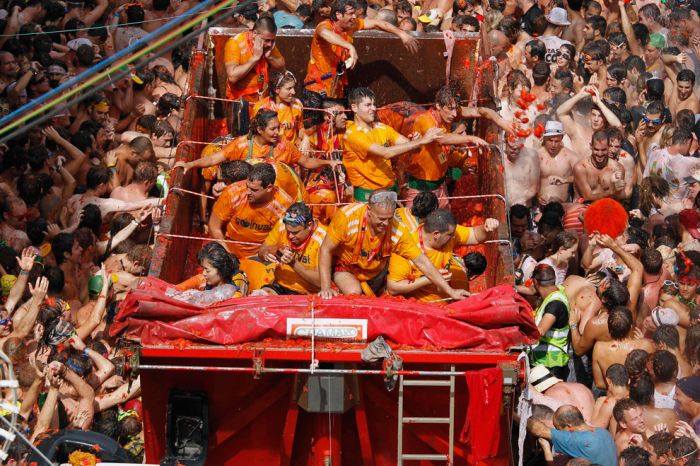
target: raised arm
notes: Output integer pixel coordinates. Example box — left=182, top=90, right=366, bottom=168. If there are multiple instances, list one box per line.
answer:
left=317, top=27, right=359, bottom=67
left=368, top=127, right=443, bottom=160
left=68, top=333, right=115, bottom=389
left=362, top=18, right=418, bottom=53
left=556, top=87, right=590, bottom=135
left=597, top=233, right=644, bottom=315
left=4, top=249, right=36, bottom=314
left=618, top=1, right=643, bottom=56
left=9, top=276, right=48, bottom=341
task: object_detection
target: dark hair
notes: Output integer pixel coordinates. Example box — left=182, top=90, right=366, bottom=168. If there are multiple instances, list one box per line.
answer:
left=652, top=350, right=678, bottom=383
left=153, top=0, right=170, bottom=10
left=550, top=231, right=578, bottom=255
left=93, top=409, right=119, bottom=440
left=220, top=160, right=252, bottom=184
left=76, top=44, right=94, bottom=68
left=609, top=306, right=633, bottom=339
left=348, top=87, right=375, bottom=107
left=613, top=398, right=639, bottom=423
left=641, top=248, right=662, bottom=274
left=27, top=217, right=48, bottom=246
left=606, top=363, right=629, bottom=386
left=464, top=252, right=487, bottom=278
left=248, top=162, right=276, bottom=187
left=525, top=40, right=546, bottom=61
left=532, top=62, right=550, bottom=86
left=619, top=446, right=651, bottom=466
left=653, top=324, right=680, bottom=350
left=284, top=202, right=313, bottom=227
left=411, top=192, right=438, bottom=219
left=69, top=131, right=94, bottom=153
left=125, top=3, right=145, bottom=24
left=608, top=31, right=629, bottom=48
left=649, top=431, right=674, bottom=458
left=677, top=109, right=696, bottom=132
left=625, top=349, right=650, bottom=380
left=670, top=436, right=698, bottom=463
left=586, top=15, right=607, bottom=36
left=686, top=325, right=700, bottom=366
left=554, top=406, right=585, bottom=427
left=86, top=166, right=111, bottom=190
left=646, top=99, right=665, bottom=116
left=601, top=279, right=630, bottom=308
left=629, top=372, right=654, bottom=405
left=78, top=204, right=102, bottom=238
left=424, top=209, right=457, bottom=233
left=533, top=264, right=556, bottom=285
left=435, top=85, right=459, bottom=108
left=251, top=109, right=279, bottom=137
left=672, top=128, right=693, bottom=145
left=136, top=115, right=157, bottom=132
left=639, top=3, right=661, bottom=21
left=44, top=266, right=64, bottom=294
left=197, top=242, right=238, bottom=283
left=331, top=0, right=357, bottom=20
left=510, top=204, right=530, bottom=221
left=51, top=233, right=74, bottom=265
left=678, top=69, right=696, bottom=85
left=553, top=70, right=574, bottom=93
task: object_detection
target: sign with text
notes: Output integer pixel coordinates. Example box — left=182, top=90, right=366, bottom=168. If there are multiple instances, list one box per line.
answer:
left=286, top=318, right=368, bottom=342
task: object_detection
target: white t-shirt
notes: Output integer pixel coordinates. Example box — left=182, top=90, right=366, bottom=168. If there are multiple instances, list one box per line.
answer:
left=540, top=36, right=572, bottom=64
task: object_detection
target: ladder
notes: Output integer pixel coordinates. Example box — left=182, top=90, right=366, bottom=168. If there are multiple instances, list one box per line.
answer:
left=397, top=365, right=456, bottom=465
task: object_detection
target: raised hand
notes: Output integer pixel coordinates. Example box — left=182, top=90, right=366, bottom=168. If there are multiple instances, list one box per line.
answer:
left=29, top=276, right=49, bottom=302
left=16, top=248, right=38, bottom=272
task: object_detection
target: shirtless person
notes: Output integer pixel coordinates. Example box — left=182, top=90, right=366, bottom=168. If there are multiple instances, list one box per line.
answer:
left=664, top=56, right=700, bottom=115
left=537, top=121, right=578, bottom=205
left=504, top=135, right=540, bottom=207
left=592, top=364, right=630, bottom=430
left=613, top=399, right=653, bottom=453
left=529, top=365, right=596, bottom=423
left=607, top=128, right=635, bottom=201
left=556, top=85, right=622, bottom=159
left=573, top=130, right=626, bottom=202
left=593, top=306, right=656, bottom=389
left=110, top=161, right=158, bottom=202
left=630, top=373, right=678, bottom=434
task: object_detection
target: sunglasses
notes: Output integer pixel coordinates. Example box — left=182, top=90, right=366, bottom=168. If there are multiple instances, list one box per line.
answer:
left=663, top=280, right=679, bottom=289
left=556, top=51, right=572, bottom=60
left=642, top=115, right=663, bottom=125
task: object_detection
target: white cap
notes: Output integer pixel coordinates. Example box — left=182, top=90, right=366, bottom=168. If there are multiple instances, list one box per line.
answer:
left=546, top=7, right=571, bottom=26
left=67, top=38, right=93, bottom=51
left=543, top=120, right=564, bottom=138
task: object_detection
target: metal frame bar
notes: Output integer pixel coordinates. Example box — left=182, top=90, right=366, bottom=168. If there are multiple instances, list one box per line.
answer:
left=139, top=364, right=474, bottom=376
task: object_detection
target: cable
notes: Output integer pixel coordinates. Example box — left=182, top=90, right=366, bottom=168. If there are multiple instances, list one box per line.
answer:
left=0, top=0, right=258, bottom=143
left=0, top=0, right=219, bottom=131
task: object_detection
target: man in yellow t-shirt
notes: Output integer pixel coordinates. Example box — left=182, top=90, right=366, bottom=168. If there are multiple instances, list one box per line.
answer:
left=317, top=189, right=471, bottom=300
left=254, top=203, right=327, bottom=295
left=402, top=85, right=489, bottom=208
left=209, top=163, right=293, bottom=259
left=387, top=209, right=499, bottom=302
left=343, top=87, right=444, bottom=202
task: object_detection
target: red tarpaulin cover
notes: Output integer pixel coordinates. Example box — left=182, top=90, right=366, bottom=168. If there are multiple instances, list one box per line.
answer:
left=111, top=277, right=538, bottom=351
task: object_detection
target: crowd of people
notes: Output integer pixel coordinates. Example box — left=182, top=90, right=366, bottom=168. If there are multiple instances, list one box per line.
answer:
left=1, top=0, right=700, bottom=461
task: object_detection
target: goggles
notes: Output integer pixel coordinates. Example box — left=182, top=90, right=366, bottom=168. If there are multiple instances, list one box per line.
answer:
left=642, top=115, right=663, bottom=125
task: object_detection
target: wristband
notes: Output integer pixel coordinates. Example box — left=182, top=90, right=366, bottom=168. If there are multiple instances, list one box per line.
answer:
left=131, top=219, right=140, bottom=226
left=19, top=270, right=29, bottom=276
left=83, top=348, right=91, bottom=356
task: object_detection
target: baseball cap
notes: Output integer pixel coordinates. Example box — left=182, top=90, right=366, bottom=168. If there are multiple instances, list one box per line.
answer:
left=651, top=307, right=680, bottom=327
left=680, top=209, right=700, bottom=239
left=543, top=120, right=564, bottom=138
left=88, top=275, right=103, bottom=295
left=649, top=33, right=666, bottom=50
left=685, top=167, right=700, bottom=185
left=530, top=365, right=562, bottom=392
left=545, top=7, right=571, bottom=26
left=677, top=376, right=700, bottom=403
left=67, top=38, right=93, bottom=51
left=273, top=10, right=304, bottom=29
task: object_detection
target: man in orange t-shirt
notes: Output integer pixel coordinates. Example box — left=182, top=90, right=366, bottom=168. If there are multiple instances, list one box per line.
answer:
left=342, top=87, right=443, bottom=201
left=209, top=163, right=293, bottom=259
left=317, top=189, right=471, bottom=300
left=224, top=16, right=285, bottom=134
left=403, top=85, right=489, bottom=208
left=303, top=0, right=419, bottom=99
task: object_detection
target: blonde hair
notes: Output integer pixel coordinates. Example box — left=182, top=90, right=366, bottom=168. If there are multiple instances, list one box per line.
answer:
left=659, top=125, right=676, bottom=148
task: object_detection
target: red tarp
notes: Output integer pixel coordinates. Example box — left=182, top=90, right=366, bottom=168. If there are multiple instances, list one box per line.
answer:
left=111, top=277, right=539, bottom=352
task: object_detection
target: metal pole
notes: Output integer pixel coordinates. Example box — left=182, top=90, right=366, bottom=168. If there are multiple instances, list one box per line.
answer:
left=138, top=364, right=470, bottom=377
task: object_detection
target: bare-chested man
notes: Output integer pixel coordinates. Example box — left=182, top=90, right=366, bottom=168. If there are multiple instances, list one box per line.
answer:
left=664, top=55, right=700, bottom=116
left=556, top=85, right=622, bottom=159
left=592, top=364, right=630, bottom=430
left=110, top=161, right=158, bottom=202
left=529, top=365, right=596, bottom=423
left=630, top=372, right=679, bottom=434
left=504, top=135, right=540, bottom=207
left=573, top=130, right=626, bottom=202
left=607, top=128, right=635, bottom=201
left=613, top=399, right=653, bottom=453
left=593, top=306, right=656, bottom=389
left=537, top=121, right=578, bottom=205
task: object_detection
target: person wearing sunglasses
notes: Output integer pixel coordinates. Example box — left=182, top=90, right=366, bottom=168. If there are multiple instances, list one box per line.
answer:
left=553, top=44, right=576, bottom=74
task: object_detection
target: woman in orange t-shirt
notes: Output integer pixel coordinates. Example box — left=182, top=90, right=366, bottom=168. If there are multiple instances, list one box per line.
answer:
left=253, top=71, right=304, bottom=146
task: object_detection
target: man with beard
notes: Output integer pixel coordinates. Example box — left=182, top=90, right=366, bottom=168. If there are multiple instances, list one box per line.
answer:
left=556, top=85, right=622, bottom=160
left=573, top=130, right=626, bottom=202
left=255, top=203, right=327, bottom=295
left=537, top=121, right=578, bottom=205
left=666, top=67, right=700, bottom=115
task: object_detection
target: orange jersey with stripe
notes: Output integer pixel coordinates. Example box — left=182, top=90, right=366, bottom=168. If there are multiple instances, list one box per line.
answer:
left=405, top=110, right=453, bottom=181
left=326, top=203, right=422, bottom=281
left=393, top=207, right=421, bottom=232
left=307, top=123, right=344, bottom=156
left=252, top=97, right=304, bottom=145
left=342, top=120, right=401, bottom=190
left=387, top=225, right=472, bottom=302
left=263, top=220, right=328, bottom=294
left=223, top=31, right=283, bottom=101
left=211, top=180, right=293, bottom=258
left=304, top=19, right=364, bottom=98
left=306, top=178, right=338, bottom=225
left=221, top=135, right=302, bottom=167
